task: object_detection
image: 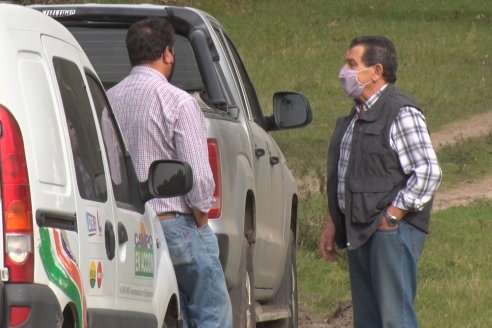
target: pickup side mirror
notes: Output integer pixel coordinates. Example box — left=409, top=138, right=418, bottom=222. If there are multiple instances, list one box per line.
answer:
left=140, top=160, right=193, bottom=203
left=267, top=91, right=313, bottom=131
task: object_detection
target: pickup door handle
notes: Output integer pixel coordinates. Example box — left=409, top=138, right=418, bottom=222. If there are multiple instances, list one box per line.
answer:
left=255, top=148, right=266, bottom=158
left=270, top=156, right=280, bottom=166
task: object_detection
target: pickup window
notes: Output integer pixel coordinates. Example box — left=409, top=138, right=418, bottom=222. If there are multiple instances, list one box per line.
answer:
left=68, top=27, right=204, bottom=93
left=209, top=24, right=266, bottom=126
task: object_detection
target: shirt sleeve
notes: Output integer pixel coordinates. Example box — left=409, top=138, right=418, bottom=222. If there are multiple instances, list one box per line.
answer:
left=390, top=106, right=442, bottom=211
left=174, top=97, right=216, bottom=212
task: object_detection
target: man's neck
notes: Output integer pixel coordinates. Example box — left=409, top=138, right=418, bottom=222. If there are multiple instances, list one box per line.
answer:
left=358, top=80, right=388, bottom=103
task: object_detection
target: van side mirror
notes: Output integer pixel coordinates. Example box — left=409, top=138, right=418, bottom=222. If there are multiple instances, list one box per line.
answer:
left=140, top=160, right=193, bottom=203
left=267, top=91, right=312, bottom=131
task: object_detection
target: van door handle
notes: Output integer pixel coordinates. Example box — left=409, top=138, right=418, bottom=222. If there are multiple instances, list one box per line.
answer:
left=255, top=148, right=266, bottom=158
left=36, top=209, right=77, bottom=232
left=270, top=156, right=280, bottom=166
left=118, top=222, right=128, bottom=245
left=105, top=221, right=116, bottom=260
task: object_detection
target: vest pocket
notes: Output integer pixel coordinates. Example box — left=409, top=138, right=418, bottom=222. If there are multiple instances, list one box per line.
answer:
left=349, top=178, right=393, bottom=224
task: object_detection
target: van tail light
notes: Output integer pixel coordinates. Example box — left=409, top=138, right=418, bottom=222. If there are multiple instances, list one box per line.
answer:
left=207, top=138, right=221, bottom=219
left=0, top=106, right=34, bottom=283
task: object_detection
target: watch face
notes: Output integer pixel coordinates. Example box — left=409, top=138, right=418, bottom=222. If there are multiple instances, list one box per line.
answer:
left=384, top=211, right=399, bottom=226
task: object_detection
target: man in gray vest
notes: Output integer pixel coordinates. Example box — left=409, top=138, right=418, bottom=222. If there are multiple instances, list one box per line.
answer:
left=319, top=36, right=442, bottom=327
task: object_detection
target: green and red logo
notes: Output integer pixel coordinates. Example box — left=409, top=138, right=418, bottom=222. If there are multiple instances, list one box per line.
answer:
left=135, top=223, right=154, bottom=277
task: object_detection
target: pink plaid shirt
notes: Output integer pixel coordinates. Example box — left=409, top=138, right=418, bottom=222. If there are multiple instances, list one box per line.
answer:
left=108, top=66, right=215, bottom=213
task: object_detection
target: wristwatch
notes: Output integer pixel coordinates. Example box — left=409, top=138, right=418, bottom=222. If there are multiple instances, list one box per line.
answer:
left=383, top=209, right=399, bottom=226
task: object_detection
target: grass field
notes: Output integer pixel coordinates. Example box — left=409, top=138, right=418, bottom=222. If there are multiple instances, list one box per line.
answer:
left=297, top=200, right=492, bottom=327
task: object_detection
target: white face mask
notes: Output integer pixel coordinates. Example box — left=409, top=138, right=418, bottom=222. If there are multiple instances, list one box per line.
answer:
left=338, top=66, right=372, bottom=98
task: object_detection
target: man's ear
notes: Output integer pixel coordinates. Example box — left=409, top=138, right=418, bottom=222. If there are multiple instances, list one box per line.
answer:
left=373, top=63, right=384, bottom=81
left=163, top=47, right=174, bottom=65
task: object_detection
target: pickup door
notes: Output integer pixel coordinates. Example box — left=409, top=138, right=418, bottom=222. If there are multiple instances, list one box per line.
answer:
left=210, top=27, right=289, bottom=292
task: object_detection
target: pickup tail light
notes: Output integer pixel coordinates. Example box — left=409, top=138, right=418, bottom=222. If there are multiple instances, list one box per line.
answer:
left=207, top=138, right=221, bottom=219
left=0, top=106, right=34, bottom=283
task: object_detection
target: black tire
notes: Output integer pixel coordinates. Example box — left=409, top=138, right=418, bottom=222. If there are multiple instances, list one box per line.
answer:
left=230, top=236, right=256, bottom=328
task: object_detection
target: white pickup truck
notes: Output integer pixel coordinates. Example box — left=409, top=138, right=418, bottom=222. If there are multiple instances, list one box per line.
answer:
left=33, top=4, right=313, bottom=327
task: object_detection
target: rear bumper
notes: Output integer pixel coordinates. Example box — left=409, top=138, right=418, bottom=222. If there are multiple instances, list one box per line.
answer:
left=2, top=283, right=62, bottom=328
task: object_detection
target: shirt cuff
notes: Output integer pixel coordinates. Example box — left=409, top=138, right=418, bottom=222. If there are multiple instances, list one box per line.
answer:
left=393, top=190, right=426, bottom=212
left=187, top=196, right=216, bottom=213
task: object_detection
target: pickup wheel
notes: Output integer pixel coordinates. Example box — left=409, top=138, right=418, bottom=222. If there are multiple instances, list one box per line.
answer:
left=257, top=230, right=298, bottom=328
left=279, top=231, right=298, bottom=328
left=284, top=231, right=299, bottom=328
left=231, top=236, right=256, bottom=328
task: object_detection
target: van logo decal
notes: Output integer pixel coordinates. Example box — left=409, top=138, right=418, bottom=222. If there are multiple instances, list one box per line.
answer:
left=89, top=260, right=104, bottom=293
left=42, top=9, right=76, bottom=17
left=134, top=222, right=154, bottom=277
left=39, top=228, right=87, bottom=328
left=86, top=207, right=103, bottom=243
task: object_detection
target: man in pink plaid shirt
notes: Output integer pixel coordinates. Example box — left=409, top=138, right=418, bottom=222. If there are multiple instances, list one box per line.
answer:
left=108, top=17, right=232, bottom=328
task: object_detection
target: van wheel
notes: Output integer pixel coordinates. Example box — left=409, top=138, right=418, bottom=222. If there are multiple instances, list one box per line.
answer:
left=231, top=236, right=255, bottom=328
left=61, top=305, right=75, bottom=328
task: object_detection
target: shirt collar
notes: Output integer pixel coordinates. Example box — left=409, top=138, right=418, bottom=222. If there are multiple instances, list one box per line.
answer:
left=357, top=83, right=389, bottom=114
left=130, top=65, right=168, bottom=82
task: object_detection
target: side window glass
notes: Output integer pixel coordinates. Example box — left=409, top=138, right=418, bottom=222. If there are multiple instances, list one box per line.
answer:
left=211, top=27, right=237, bottom=107
left=53, top=57, right=107, bottom=201
left=86, top=74, right=134, bottom=206
left=224, top=35, right=266, bottom=128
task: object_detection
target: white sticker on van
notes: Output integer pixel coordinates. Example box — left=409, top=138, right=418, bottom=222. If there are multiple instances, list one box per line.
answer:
left=135, top=222, right=154, bottom=278
left=88, top=259, right=104, bottom=295
left=118, top=283, right=154, bottom=301
left=86, top=207, right=103, bottom=243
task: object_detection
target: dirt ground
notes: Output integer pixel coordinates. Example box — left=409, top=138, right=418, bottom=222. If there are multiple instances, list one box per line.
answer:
left=297, top=111, right=492, bottom=328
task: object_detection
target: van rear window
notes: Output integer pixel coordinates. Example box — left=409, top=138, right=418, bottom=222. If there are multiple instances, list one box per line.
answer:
left=68, top=27, right=204, bottom=92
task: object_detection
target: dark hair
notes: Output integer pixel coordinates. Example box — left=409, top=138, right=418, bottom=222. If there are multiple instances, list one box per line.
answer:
left=126, top=18, right=175, bottom=67
left=349, top=36, right=398, bottom=83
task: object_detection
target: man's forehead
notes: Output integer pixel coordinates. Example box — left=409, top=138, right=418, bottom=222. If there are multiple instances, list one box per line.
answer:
left=345, top=44, right=365, bottom=61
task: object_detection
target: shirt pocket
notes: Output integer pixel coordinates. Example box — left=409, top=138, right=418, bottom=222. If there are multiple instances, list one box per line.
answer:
left=349, top=177, right=393, bottom=224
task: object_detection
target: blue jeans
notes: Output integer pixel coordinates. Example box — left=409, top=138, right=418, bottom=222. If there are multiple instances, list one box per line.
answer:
left=348, top=221, right=426, bottom=328
left=160, top=215, right=232, bottom=328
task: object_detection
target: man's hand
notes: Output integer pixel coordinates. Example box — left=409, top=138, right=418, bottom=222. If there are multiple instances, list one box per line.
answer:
left=319, top=217, right=341, bottom=262
left=377, top=205, right=406, bottom=230
left=192, top=208, right=208, bottom=228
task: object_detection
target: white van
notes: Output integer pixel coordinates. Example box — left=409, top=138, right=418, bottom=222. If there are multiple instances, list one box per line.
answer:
left=0, top=4, right=190, bottom=327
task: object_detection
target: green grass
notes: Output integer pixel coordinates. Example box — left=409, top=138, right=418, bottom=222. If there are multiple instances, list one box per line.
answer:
left=438, top=133, right=492, bottom=190
left=300, top=200, right=492, bottom=327
left=416, top=201, right=492, bottom=327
